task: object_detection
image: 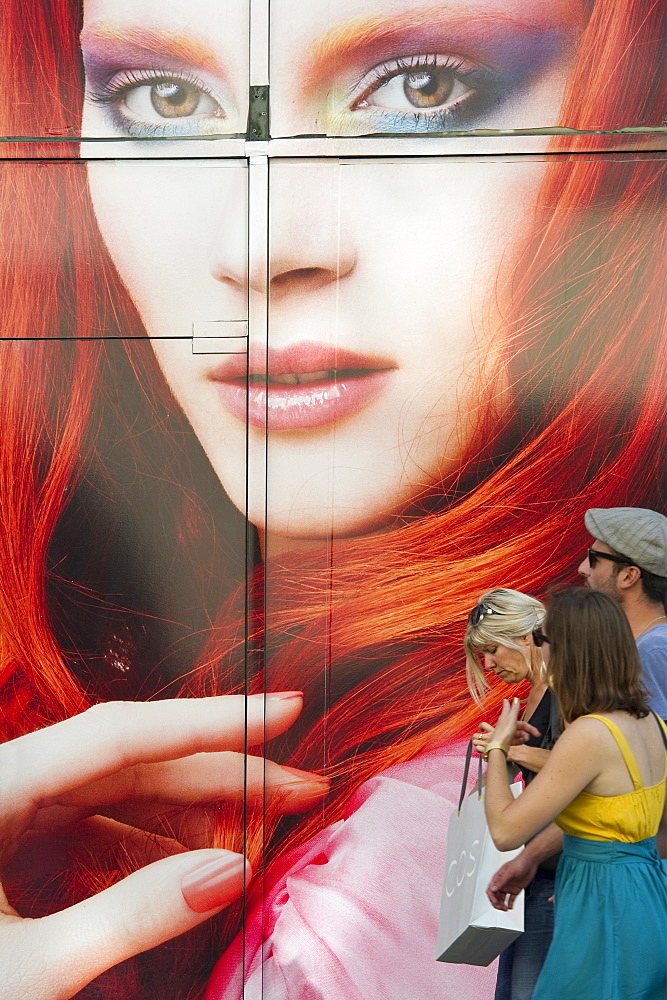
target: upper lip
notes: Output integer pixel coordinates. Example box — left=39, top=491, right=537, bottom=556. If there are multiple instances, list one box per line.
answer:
left=208, top=340, right=396, bottom=383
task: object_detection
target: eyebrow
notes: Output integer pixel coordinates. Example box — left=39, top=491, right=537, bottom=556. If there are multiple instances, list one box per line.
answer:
left=80, top=23, right=225, bottom=76
left=304, top=7, right=558, bottom=92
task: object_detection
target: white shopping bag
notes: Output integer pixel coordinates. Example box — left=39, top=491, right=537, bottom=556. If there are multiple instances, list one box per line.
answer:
left=436, top=743, right=524, bottom=966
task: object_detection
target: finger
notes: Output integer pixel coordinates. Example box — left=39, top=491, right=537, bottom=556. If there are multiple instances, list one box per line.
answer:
left=479, top=723, right=493, bottom=733
left=496, top=698, right=520, bottom=730
left=3, top=694, right=304, bottom=814
left=494, top=699, right=511, bottom=725
left=487, top=878, right=518, bottom=910
left=103, top=758, right=328, bottom=847
left=37, top=753, right=329, bottom=818
left=486, top=885, right=509, bottom=910
left=516, top=721, right=541, bottom=738
left=1, top=849, right=250, bottom=1000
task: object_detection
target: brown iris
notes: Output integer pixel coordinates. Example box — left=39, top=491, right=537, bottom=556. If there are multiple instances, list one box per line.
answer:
left=150, top=80, right=201, bottom=118
left=403, top=69, right=455, bottom=109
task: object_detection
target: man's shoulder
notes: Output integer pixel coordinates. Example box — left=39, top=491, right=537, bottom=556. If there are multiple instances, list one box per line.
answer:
left=636, top=623, right=667, bottom=656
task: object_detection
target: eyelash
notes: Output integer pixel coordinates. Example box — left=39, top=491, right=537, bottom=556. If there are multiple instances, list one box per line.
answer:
left=350, top=53, right=496, bottom=131
left=88, top=68, right=224, bottom=138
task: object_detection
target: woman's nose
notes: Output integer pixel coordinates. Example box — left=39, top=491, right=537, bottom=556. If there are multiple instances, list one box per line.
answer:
left=483, top=655, right=496, bottom=671
left=209, top=160, right=357, bottom=299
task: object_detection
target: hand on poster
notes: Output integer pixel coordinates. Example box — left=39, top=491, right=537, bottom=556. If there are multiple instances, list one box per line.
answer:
left=0, top=693, right=328, bottom=1000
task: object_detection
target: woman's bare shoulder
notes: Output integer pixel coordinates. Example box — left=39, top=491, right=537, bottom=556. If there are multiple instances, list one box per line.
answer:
left=547, top=714, right=617, bottom=759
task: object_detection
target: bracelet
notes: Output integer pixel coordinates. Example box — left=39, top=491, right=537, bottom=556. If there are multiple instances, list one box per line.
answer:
left=484, top=741, right=509, bottom=762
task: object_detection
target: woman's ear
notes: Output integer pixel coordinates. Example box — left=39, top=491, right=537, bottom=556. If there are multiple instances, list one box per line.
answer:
left=517, top=633, right=533, bottom=648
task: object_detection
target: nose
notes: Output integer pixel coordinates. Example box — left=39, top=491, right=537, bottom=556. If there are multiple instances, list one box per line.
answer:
left=483, top=655, right=496, bottom=671
left=577, top=556, right=590, bottom=577
left=209, top=161, right=357, bottom=299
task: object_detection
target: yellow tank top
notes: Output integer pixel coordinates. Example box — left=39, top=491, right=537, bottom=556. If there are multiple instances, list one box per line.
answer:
left=555, top=714, right=667, bottom=843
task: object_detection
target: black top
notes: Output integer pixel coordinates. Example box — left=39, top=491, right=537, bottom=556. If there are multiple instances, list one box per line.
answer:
left=522, top=687, right=561, bottom=786
left=522, top=687, right=562, bottom=873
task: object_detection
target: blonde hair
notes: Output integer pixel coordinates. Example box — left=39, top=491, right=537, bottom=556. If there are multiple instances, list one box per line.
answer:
left=464, top=588, right=546, bottom=706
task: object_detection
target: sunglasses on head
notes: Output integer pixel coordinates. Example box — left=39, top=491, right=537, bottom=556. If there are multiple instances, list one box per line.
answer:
left=532, top=630, right=550, bottom=648
left=587, top=548, right=636, bottom=569
left=468, top=604, right=503, bottom=627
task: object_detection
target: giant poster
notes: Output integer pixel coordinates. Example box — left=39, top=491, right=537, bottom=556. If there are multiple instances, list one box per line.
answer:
left=0, top=1, right=666, bottom=999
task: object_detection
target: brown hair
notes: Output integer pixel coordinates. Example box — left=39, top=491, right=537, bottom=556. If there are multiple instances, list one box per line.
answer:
left=545, top=588, right=650, bottom=723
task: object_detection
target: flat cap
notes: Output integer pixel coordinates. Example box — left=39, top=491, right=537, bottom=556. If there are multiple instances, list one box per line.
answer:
left=585, top=507, right=667, bottom=577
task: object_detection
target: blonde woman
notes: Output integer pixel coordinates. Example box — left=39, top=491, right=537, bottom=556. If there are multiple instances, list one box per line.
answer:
left=464, top=589, right=560, bottom=1000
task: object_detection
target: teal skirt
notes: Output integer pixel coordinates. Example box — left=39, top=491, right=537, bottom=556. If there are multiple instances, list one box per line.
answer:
left=533, top=835, right=667, bottom=1000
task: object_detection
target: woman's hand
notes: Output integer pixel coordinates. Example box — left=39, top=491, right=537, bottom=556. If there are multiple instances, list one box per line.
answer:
left=0, top=693, right=328, bottom=1000
left=472, top=715, right=540, bottom=756
left=486, top=698, right=522, bottom=753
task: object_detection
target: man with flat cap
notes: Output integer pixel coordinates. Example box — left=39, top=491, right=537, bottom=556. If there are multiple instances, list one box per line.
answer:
left=578, top=506, right=667, bottom=720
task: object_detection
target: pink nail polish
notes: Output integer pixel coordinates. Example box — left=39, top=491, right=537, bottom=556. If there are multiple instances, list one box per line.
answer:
left=264, top=691, right=304, bottom=701
left=181, top=854, right=249, bottom=913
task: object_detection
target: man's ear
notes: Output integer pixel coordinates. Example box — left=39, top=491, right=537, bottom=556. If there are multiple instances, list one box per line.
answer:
left=617, top=564, right=642, bottom=590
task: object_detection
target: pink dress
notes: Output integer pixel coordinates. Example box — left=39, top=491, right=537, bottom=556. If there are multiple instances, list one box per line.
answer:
left=205, top=745, right=497, bottom=1000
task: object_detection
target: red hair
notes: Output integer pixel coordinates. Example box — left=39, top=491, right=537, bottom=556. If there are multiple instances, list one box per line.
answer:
left=1, top=0, right=666, bottom=997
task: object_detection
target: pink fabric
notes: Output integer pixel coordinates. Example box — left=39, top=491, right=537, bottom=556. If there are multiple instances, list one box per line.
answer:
left=205, top=745, right=498, bottom=1000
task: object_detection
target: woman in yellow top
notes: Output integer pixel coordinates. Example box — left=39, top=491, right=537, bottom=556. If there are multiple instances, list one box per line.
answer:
left=483, top=587, right=667, bottom=1000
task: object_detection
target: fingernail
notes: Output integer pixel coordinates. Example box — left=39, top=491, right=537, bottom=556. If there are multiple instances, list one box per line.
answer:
left=264, top=691, right=304, bottom=702
left=181, top=854, right=250, bottom=913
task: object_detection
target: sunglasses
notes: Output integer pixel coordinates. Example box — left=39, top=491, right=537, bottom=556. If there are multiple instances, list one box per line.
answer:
left=532, top=630, right=550, bottom=647
left=468, top=604, right=503, bottom=627
left=587, top=548, right=635, bottom=569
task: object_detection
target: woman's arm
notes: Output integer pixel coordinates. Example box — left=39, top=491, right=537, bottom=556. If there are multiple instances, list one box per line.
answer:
left=483, top=701, right=605, bottom=851
left=507, top=746, right=551, bottom=773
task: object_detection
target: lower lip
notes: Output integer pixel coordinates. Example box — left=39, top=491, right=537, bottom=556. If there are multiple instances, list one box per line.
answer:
left=213, top=371, right=393, bottom=431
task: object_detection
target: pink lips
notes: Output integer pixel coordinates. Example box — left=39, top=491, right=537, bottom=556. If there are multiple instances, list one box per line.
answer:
left=209, top=341, right=395, bottom=431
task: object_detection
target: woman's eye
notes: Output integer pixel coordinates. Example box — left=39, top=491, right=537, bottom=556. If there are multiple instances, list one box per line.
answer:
left=123, top=79, right=220, bottom=121
left=86, top=70, right=231, bottom=137
left=346, top=54, right=497, bottom=131
left=366, top=66, right=472, bottom=112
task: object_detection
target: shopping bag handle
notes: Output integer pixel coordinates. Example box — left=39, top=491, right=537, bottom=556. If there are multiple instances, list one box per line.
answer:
left=458, top=739, right=483, bottom=813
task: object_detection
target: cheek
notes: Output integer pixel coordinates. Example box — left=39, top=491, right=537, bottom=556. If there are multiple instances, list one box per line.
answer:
left=358, top=159, right=547, bottom=351
left=87, top=161, right=247, bottom=336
